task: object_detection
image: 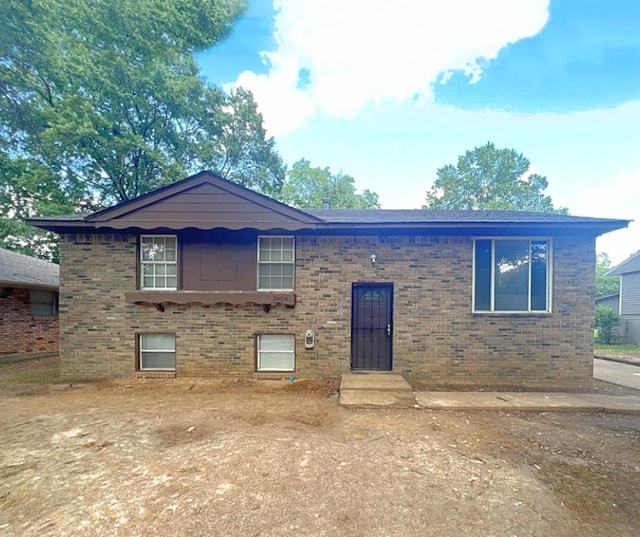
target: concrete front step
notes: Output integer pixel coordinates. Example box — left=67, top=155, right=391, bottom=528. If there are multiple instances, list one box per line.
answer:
left=339, top=373, right=417, bottom=408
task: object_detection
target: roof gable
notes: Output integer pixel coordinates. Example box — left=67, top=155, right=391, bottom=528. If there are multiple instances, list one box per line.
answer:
left=0, top=248, right=59, bottom=289
left=86, top=171, right=322, bottom=231
left=607, top=251, right=640, bottom=276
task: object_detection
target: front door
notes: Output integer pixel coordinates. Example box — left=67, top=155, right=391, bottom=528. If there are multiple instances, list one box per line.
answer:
left=351, top=283, right=393, bottom=370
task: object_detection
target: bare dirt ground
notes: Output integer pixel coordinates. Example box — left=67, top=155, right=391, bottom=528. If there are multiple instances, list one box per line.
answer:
left=1, top=356, right=640, bottom=537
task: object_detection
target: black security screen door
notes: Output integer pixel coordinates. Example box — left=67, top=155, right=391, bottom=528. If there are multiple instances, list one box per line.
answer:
left=351, top=283, right=393, bottom=370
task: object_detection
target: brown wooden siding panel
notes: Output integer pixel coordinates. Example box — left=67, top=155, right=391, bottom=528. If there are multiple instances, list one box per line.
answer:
left=181, top=237, right=256, bottom=291
left=107, top=183, right=307, bottom=229
left=139, top=202, right=268, bottom=213
left=114, top=211, right=294, bottom=223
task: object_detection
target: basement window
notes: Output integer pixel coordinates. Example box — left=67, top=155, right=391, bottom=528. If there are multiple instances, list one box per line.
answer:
left=138, top=333, right=176, bottom=371
left=257, top=334, right=295, bottom=371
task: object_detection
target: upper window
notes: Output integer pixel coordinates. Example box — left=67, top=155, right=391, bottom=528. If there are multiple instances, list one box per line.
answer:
left=30, top=290, right=56, bottom=316
left=141, top=235, right=177, bottom=290
left=257, top=236, right=294, bottom=291
left=474, top=239, right=551, bottom=313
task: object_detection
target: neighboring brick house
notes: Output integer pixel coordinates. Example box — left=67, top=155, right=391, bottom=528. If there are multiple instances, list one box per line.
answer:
left=0, top=247, right=59, bottom=356
left=28, top=172, right=628, bottom=388
left=607, top=251, right=640, bottom=344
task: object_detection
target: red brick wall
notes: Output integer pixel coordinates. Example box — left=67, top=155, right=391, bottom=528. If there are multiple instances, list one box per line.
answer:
left=0, top=287, right=59, bottom=355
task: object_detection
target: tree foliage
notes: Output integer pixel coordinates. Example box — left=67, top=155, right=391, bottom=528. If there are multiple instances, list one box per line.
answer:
left=595, top=252, right=620, bottom=297
left=281, top=159, right=380, bottom=209
left=1, top=0, right=285, bottom=258
left=595, top=305, right=619, bottom=344
left=424, top=142, right=567, bottom=213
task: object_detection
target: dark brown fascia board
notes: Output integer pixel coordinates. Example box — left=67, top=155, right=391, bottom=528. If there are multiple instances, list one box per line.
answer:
left=305, top=219, right=630, bottom=236
left=27, top=217, right=629, bottom=237
left=25, top=217, right=93, bottom=233
left=94, top=221, right=319, bottom=232
left=85, top=171, right=323, bottom=225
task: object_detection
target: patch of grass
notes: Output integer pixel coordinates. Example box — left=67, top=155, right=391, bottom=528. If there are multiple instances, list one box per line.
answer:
left=595, top=343, right=640, bottom=355
left=0, top=368, right=60, bottom=384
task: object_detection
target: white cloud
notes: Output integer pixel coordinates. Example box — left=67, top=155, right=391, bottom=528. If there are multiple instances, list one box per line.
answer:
left=234, top=0, right=550, bottom=135
left=574, top=168, right=640, bottom=264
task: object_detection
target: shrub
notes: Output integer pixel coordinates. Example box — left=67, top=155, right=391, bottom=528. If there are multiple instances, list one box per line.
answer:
left=595, top=306, right=619, bottom=344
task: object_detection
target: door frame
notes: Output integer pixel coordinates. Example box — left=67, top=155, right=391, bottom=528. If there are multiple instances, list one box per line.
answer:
left=350, top=282, right=394, bottom=371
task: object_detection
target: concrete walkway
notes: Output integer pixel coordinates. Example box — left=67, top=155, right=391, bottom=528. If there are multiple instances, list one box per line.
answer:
left=339, top=373, right=640, bottom=413
left=594, top=358, right=640, bottom=390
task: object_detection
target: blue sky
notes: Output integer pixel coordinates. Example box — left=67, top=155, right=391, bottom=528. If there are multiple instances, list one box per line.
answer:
left=198, top=0, right=640, bottom=264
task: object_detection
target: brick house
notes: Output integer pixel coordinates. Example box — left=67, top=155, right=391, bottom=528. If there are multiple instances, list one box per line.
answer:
left=0, top=247, right=59, bottom=356
left=28, top=172, right=628, bottom=388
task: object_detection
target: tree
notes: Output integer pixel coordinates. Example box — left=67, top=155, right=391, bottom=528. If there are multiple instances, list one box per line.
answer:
left=424, top=142, right=567, bottom=213
left=1, top=0, right=285, bottom=258
left=281, top=159, right=380, bottom=209
left=595, top=305, right=619, bottom=344
left=595, top=252, right=620, bottom=297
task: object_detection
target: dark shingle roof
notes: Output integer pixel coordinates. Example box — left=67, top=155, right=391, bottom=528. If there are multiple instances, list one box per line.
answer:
left=0, top=247, right=59, bottom=289
left=607, top=251, right=640, bottom=276
left=304, top=209, right=619, bottom=224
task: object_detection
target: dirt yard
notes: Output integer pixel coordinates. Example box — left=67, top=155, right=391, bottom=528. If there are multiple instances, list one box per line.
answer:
left=1, top=356, right=639, bottom=537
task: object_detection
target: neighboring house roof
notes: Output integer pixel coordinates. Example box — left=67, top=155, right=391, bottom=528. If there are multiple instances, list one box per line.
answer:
left=0, top=247, right=59, bottom=290
left=595, top=293, right=620, bottom=301
left=607, top=251, right=640, bottom=276
left=26, top=171, right=631, bottom=237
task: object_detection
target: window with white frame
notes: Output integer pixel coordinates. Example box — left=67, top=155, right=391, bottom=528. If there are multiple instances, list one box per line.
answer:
left=140, top=235, right=177, bottom=290
left=257, top=334, right=295, bottom=371
left=30, top=289, right=56, bottom=316
left=257, top=236, right=294, bottom=290
left=474, top=239, right=551, bottom=313
left=139, top=333, right=176, bottom=371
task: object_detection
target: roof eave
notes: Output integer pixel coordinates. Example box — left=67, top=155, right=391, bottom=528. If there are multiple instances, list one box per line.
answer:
left=310, top=220, right=630, bottom=235
left=25, top=217, right=92, bottom=233
left=0, top=280, right=59, bottom=291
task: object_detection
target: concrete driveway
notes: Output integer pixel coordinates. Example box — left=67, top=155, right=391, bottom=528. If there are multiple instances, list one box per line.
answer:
left=594, top=358, right=640, bottom=390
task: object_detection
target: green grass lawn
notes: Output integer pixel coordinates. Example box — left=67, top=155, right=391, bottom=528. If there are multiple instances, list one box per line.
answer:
left=594, top=343, right=640, bottom=356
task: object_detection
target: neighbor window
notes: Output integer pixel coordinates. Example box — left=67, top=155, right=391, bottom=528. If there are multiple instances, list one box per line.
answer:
left=257, top=334, right=295, bottom=371
left=30, top=290, right=56, bottom=316
left=474, top=239, right=551, bottom=313
left=257, top=236, right=294, bottom=290
left=140, top=235, right=177, bottom=290
left=139, top=333, right=176, bottom=371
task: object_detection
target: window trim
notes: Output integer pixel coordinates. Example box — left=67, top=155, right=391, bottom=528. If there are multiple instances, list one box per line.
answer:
left=256, top=333, right=296, bottom=372
left=29, top=289, right=57, bottom=317
left=139, top=234, right=178, bottom=291
left=136, top=332, right=177, bottom=372
left=257, top=235, right=295, bottom=292
left=472, top=237, right=553, bottom=314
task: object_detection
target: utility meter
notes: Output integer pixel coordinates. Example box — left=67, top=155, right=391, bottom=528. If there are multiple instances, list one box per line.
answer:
left=304, top=330, right=315, bottom=349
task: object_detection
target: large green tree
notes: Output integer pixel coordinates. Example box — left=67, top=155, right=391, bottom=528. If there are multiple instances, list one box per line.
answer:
left=1, top=0, right=285, bottom=258
left=424, top=142, right=567, bottom=213
left=596, top=252, right=620, bottom=297
left=281, top=159, right=380, bottom=209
